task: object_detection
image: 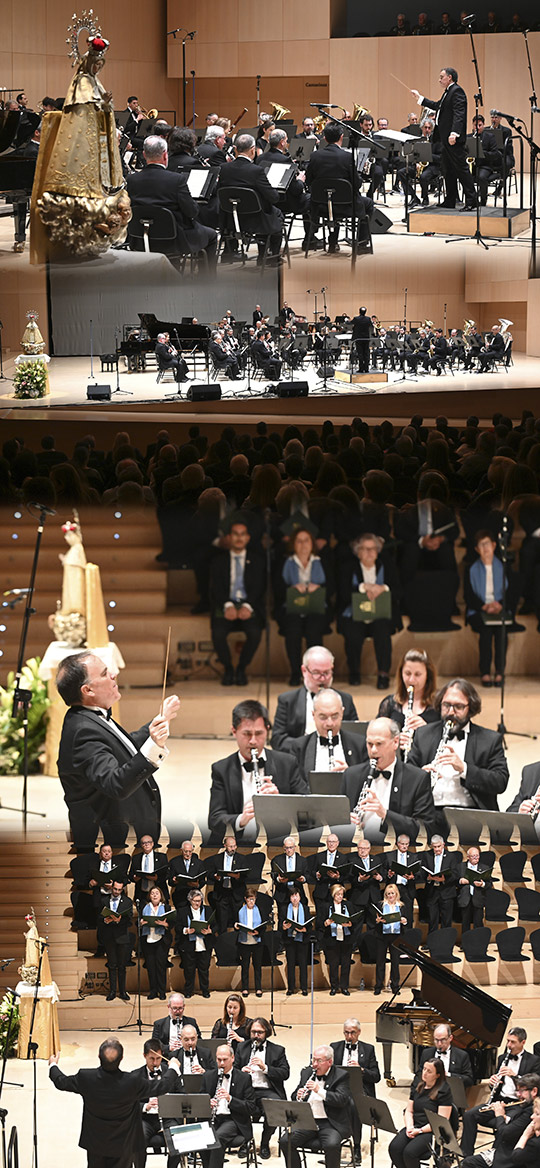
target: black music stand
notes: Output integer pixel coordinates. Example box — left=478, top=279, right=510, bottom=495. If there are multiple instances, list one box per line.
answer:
left=159, top=1093, right=221, bottom=1156
left=308, top=772, right=342, bottom=795
left=262, top=1099, right=317, bottom=1168
left=427, top=1111, right=464, bottom=1162
left=181, top=1073, right=205, bottom=1093
left=447, top=1074, right=468, bottom=1111
left=356, top=1096, right=397, bottom=1168
left=252, top=794, right=351, bottom=847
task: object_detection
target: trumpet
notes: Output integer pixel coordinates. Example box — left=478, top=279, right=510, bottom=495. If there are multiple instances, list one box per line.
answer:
left=429, top=720, right=455, bottom=786
left=402, top=686, right=415, bottom=763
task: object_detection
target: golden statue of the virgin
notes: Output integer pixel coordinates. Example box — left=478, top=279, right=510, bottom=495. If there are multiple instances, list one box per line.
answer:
left=30, top=9, right=131, bottom=261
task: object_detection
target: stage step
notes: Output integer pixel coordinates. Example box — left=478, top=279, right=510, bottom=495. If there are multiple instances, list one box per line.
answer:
left=408, top=204, right=530, bottom=239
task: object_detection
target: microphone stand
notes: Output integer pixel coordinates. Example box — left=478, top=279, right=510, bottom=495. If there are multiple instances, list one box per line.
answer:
left=191, top=70, right=196, bottom=128
left=496, top=516, right=537, bottom=742
left=268, top=874, right=291, bottom=1036
left=11, top=503, right=49, bottom=828
left=0, top=319, right=7, bottom=381
left=498, top=113, right=539, bottom=278
left=0, top=986, right=23, bottom=1095
left=112, top=326, right=132, bottom=395
left=456, top=17, right=490, bottom=249
left=256, top=76, right=261, bottom=125
left=26, top=939, right=47, bottom=1168
left=522, top=29, right=538, bottom=207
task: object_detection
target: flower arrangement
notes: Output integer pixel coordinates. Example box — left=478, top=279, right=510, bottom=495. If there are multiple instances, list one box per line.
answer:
left=0, top=657, right=50, bottom=774
left=13, top=359, right=48, bottom=399
left=0, top=993, right=20, bottom=1058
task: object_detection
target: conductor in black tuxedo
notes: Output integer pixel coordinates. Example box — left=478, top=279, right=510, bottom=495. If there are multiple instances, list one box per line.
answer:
left=209, top=519, right=266, bottom=687
left=48, top=1037, right=181, bottom=1168
left=411, top=66, right=477, bottom=209
left=271, top=645, right=358, bottom=753
left=56, top=651, right=180, bottom=849
left=344, top=717, right=435, bottom=843
left=155, top=332, right=189, bottom=383
left=126, top=135, right=217, bottom=264
left=305, top=122, right=373, bottom=253
left=200, top=1044, right=257, bottom=1168
left=418, top=1023, right=474, bottom=1086
left=351, top=307, right=372, bottom=373
left=218, top=133, right=284, bottom=261
left=280, top=1045, right=353, bottom=1168
left=208, top=699, right=308, bottom=845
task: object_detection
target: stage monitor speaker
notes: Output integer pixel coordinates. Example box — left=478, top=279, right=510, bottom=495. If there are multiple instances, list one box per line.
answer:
left=276, top=380, right=309, bottom=398
left=87, top=383, right=111, bottom=401
left=369, top=207, right=392, bottom=234
left=186, top=384, right=222, bottom=402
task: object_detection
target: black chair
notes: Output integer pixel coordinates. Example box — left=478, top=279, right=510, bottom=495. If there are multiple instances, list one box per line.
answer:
left=499, top=851, right=529, bottom=884
left=528, top=928, right=540, bottom=960
left=515, top=887, right=540, bottom=922
left=305, top=178, right=373, bottom=258
left=530, top=852, right=540, bottom=883
left=460, top=926, right=495, bottom=962
left=396, top=927, right=423, bottom=961
left=155, top=353, right=176, bottom=385
left=495, top=925, right=529, bottom=961
left=128, top=204, right=208, bottom=272
left=218, top=187, right=288, bottom=270
left=296, top=1135, right=357, bottom=1168
left=425, top=927, right=459, bottom=964
left=484, top=887, right=513, bottom=922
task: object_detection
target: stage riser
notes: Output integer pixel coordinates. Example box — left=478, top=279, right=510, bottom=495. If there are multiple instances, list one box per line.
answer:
left=408, top=207, right=530, bottom=239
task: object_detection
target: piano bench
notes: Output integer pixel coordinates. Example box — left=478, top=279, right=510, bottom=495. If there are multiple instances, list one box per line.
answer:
left=100, top=354, right=118, bottom=372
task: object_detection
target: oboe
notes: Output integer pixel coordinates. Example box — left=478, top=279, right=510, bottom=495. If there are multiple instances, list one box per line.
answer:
left=402, top=685, right=415, bottom=763
left=430, top=719, right=455, bottom=787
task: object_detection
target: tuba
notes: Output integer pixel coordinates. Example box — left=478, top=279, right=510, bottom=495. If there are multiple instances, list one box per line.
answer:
left=352, top=103, right=371, bottom=121
left=498, top=317, right=513, bottom=334
left=269, top=101, right=291, bottom=122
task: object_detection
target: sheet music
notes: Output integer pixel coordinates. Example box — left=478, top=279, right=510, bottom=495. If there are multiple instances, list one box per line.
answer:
left=187, top=170, right=209, bottom=198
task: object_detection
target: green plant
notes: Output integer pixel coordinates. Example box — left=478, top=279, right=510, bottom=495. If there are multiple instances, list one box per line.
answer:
left=13, top=359, right=48, bottom=399
left=0, top=993, right=20, bottom=1058
left=0, top=657, right=50, bottom=775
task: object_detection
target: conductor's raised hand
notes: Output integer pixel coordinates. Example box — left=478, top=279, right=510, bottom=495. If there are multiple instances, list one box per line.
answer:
left=149, top=715, right=170, bottom=747
left=162, top=695, right=181, bottom=722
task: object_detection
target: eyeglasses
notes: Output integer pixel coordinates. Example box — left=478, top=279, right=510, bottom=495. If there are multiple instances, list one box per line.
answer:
left=305, top=667, right=333, bottom=679
left=441, top=701, right=468, bottom=713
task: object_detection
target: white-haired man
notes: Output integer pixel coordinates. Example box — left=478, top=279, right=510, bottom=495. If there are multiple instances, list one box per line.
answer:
left=271, top=647, right=358, bottom=752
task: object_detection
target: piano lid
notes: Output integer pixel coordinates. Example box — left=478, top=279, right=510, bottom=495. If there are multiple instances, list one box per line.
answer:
left=397, top=942, right=511, bottom=1048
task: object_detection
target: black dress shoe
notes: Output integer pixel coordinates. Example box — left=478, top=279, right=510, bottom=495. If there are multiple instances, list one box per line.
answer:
left=147, top=992, right=157, bottom=1000
left=203, top=992, right=211, bottom=999
left=286, top=990, right=295, bottom=996
left=328, top=243, right=341, bottom=254
left=221, top=668, right=234, bottom=686
left=349, top=675, right=361, bottom=686
left=373, top=987, right=382, bottom=996
left=377, top=674, right=390, bottom=690
left=330, top=988, right=338, bottom=996
left=342, top=988, right=351, bottom=996
left=260, top=1146, right=271, bottom=1160
left=460, top=202, right=477, bottom=212
left=106, top=991, right=116, bottom=1001
left=235, top=667, right=248, bottom=686
left=119, top=991, right=130, bottom=1001
left=441, top=200, right=456, bottom=208
left=158, top=992, right=166, bottom=999
left=302, top=990, right=308, bottom=996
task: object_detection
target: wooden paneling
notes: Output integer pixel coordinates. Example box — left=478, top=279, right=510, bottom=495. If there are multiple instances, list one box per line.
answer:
left=237, top=4, right=283, bottom=44
left=238, top=43, right=284, bottom=77
left=283, top=0, right=331, bottom=41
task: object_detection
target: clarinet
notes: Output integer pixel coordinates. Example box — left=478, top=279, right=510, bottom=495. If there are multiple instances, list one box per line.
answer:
left=429, top=719, right=455, bottom=787
left=353, top=758, right=378, bottom=820
left=212, top=1068, right=225, bottom=1112
left=529, top=792, right=540, bottom=821
left=485, top=1048, right=512, bottom=1107
left=402, top=685, right=415, bottom=763
left=226, top=1012, right=235, bottom=1044
left=327, top=728, right=335, bottom=770
left=346, top=1042, right=356, bottom=1065
left=250, top=746, right=264, bottom=793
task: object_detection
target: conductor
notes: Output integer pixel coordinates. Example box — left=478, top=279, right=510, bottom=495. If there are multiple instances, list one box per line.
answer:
left=411, top=67, right=477, bottom=211
left=351, top=307, right=372, bottom=374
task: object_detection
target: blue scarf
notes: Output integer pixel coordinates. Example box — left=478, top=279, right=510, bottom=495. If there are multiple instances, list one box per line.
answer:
left=142, top=902, right=166, bottom=938
left=238, top=902, right=262, bottom=944
left=330, top=900, right=350, bottom=939
left=286, top=901, right=306, bottom=942
left=468, top=557, right=504, bottom=613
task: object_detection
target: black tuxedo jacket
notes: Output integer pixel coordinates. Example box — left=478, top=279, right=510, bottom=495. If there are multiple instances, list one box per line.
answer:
left=308, top=850, right=349, bottom=904
left=234, top=1039, right=290, bottom=1097
left=177, top=905, right=216, bottom=953
left=271, top=687, right=358, bottom=752
left=97, top=891, right=133, bottom=944
left=293, top=1065, right=352, bottom=1138
left=151, top=1014, right=202, bottom=1058
left=291, top=728, right=367, bottom=783
left=197, top=142, right=228, bottom=168
left=49, top=1062, right=179, bottom=1156
left=70, top=850, right=130, bottom=890
left=419, top=1045, right=473, bottom=1086
left=155, top=341, right=180, bottom=369
left=495, top=1049, right=540, bottom=1076
left=329, top=1040, right=380, bottom=1096
left=169, top=854, right=207, bottom=903
left=200, top=1067, right=256, bottom=1138
left=57, top=706, right=161, bottom=833
left=208, top=749, right=308, bottom=842
left=507, top=763, right=540, bottom=812
left=408, top=721, right=509, bottom=810
left=129, top=849, right=169, bottom=892
left=422, top=83, right=468, bottom=146
left=218, top=155, right=282, bottom=235
left=341, top=759, right=435, bottom=842
left=176, top=1045, right=217, bottom=1073
left=457, top=859, right=492, bottom=909
left=257, top=148, right=307, bottom=212
left=126, top=164, right=210, bottom=251
left=419, top=849, right=459, bottom=901
left=272, top=852, right=309, bottom=901
left=306, top=143, right=362, bottom=202
left=490, top=1104, right=535, bottom=1168
left=209, top=547, right=266, bottom=623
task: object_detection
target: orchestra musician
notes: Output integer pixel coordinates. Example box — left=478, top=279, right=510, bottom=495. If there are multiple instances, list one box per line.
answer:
left=251, top=329, right=282, bottom=380
left=280, top=1045, right=353, bottom=1168
left=477, top=324, right=506, bottom=371
left=358, top=114, right=387, bottom=199
left=198, top=124, right=229, bottom=167
left=470, top=114, right=502, bottom=204
left=155, top=331, right=189, bottom=384
left=234, top=1017, right=290, bottom=1157
left=343, top=718, right=434, bottom=844
left=126, top=137, right=218, bottom=265
left=305, top=122, right=373, bottom=254
left=428, top=328, right=450, bottom=376
left=199, top=1044, right=256, bottom=1168
left=418, top=1023, right=473, bottom=1084
left=389, top=1059, right=454, bottom=1168
left=410, top=67, right=477, bottom=211
left=290, top=687, right=367, bottom=782
left=461, top=1034, right=540, bottom=1159
left=257, top=129, right=320, bottom=250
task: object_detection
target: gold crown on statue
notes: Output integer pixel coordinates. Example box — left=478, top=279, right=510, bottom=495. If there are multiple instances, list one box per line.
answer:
left=66, top=10, right=108, bottom=65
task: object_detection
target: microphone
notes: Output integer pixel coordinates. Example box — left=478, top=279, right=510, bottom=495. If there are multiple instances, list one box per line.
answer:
left=491, top=110, right=518, bottom=123
left=29, top=502, right=57, bottom=515
left=167, top=27, right=185, bottom=37
left=461, top=13, right=476, bottom=23
left=3, top=588, right=30, bottom=596
left=187, top=30, right=197, bottom=39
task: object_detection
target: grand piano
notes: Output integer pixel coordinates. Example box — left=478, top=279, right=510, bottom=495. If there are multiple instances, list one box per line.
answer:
left=376, top=942, right=512, bottom=1086
left=119, top=312, right=211, bottom=371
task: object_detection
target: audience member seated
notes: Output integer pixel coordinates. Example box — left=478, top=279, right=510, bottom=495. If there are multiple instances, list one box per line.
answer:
left=464, top=529, right=523, bottom=687
left=336, top=532, right=401, bottom=689
left=208, top=517, right=266, bottom=686
left=276, top=528, right=330, bottom=686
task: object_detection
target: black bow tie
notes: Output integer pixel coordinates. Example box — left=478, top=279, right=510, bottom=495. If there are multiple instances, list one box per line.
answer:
left=376, top=769, right=391, bottom=780
left=99, top=708, right=112, bottom=720
left=319, top=735, right=339, bottom=747
left=243, top=757, right=262, bottom=772
left=452, top=730, right=465, bottom=741
left=506, top=1055, right=519, bottom=1062
left=150, top=1069, right=162, bottom=1078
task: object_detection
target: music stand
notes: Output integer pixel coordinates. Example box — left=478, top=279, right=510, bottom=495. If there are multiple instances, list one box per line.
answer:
left=159, top=1093, right=221, bottom=1156
left=253, top=794, right=352, bottom=847
left=199, top=1038, right=222, bottom=1060
left=445, top=808, right=539, bottom=848
left=181, top=1073, right=205, bottom=1092
left=308, top=772, right=343, bottom=795
left=262, top=1099, right=317, bottom=1168
left=447, top=1075, right=468, bottom=1111
left=356, top=1096, right=397, bottom=1168
left=427, top=1111, right=464, bottom=1160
